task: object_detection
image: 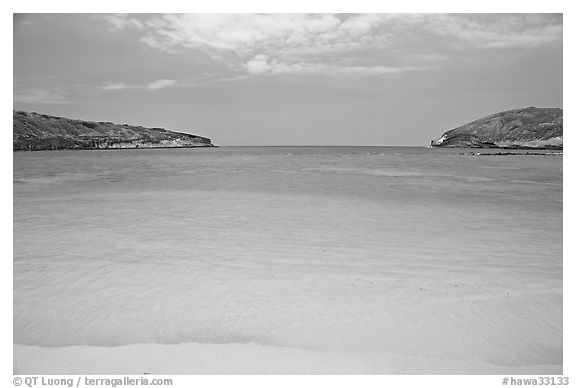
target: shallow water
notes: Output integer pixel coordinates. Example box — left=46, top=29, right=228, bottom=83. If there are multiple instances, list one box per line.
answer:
left=13, top=147, right=562, bottom=371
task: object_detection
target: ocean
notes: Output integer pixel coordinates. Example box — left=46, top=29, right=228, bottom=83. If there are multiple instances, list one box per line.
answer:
left=13, top=146, right=563, bottom=374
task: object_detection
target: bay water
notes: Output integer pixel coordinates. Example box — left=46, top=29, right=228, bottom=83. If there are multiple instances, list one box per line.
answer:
left=13, top=147, right=563, bottom=373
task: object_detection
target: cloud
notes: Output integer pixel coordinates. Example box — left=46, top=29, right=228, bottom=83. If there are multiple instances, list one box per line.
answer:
left=100, top=79, right=177, bottom=91
left=101, top=82, right=133, bottom=90
left=13, top=88, right=71, bottom=104
left=147, top=79, right=177, bottom=90
left=101, top=14, right=144, bottom=31
left=244, top=54, right=422, bottom=79
left=101, top=13, right=562, bottom=79
left=427, top=14, right=563, bottom=49
left=137, top=14, right=422, bottom=78
left=245, top=54, right=272, bottom=75
left=139, top=14, right=378, bottom=57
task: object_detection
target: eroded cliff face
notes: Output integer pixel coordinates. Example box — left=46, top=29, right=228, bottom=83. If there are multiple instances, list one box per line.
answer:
left=431, top=107, right=562, bottom=149
left=13, top=111, right=215, bottom=151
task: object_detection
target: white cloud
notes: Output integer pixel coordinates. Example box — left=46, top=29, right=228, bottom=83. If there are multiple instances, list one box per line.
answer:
left=13, top=89, right=71, bottom=104
left=136, top=14, right=417, bottom=78
left=243, top=54, right=422, bottom=79
left=101, top=14, right=144, bottom=31
left=100, top=79, right=177, bottom=91
left=245, top=54, right=272, bottom=75
left=101, top=82, right=132, bottom=90
left=147, top=79, right=177, bottom=90
left=426, top=14, right=562, bottom=49
left=101, top=13, right=562, bottom=79
left=139, top=14, right=374, bottom=57
left=478, top=24, right=563, bottom=49
left=250, top=60, right=424, bottom=79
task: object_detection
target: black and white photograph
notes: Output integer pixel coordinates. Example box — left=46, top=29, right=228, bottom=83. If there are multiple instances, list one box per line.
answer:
left=11, top=9, right=568, bottom=380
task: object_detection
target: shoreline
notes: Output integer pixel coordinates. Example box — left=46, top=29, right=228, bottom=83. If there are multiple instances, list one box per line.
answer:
left=459, top=151, right=563, bottom=156
left=14, top=342, right=562, bottom=375
left=13, top=144, right=218, bottom=152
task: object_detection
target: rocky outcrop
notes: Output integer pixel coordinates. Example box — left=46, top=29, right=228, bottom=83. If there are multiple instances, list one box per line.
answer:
left=431, top=107, right=562, bottom=149
left=13, top=111, right=215, bottom=151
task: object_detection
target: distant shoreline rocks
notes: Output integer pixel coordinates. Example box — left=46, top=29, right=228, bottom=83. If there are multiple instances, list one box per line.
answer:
left=459, top=151, right=562, bottom=156
left=13, top=111, right=216, bottom=151
left=431, top=107, right=562, bottom=150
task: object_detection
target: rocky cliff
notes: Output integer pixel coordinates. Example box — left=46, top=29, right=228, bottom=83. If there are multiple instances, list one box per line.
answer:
left=431, top=107, right=562, bottom=149
left=13, top=111, right=215, bottom=151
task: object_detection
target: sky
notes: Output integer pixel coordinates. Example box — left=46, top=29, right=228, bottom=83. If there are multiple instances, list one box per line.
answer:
left=13, top=13, right=563, bottom=146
